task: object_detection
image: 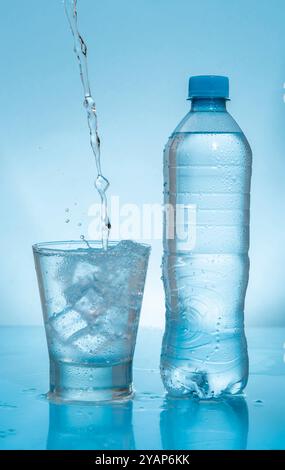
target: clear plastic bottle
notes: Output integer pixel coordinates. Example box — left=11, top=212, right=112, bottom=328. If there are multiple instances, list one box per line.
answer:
left=161, top=75, right=251, bottom=398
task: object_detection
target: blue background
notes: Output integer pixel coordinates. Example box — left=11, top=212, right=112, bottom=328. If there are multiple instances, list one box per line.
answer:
left=1, top=0, right=285, bottom=327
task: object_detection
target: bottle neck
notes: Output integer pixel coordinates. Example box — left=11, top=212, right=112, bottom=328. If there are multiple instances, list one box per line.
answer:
left=190, top=97, right=227, bottom=112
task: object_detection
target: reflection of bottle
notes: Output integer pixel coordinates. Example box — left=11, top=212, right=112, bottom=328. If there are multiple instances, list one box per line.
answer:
left=47, top=400, right=135, bottom=450
left=160, top=396, right=248, bottom=450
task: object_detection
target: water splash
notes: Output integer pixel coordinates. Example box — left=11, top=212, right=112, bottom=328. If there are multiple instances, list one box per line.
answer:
left=80, top=234, right=92, bottom=249
left=64, top=0, right=111, bottom=250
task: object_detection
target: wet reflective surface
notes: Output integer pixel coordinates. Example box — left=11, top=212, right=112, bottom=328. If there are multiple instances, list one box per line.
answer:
left=0, top=326, right=284, bottom=449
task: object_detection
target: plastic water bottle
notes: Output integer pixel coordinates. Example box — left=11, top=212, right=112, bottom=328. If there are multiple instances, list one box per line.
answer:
left=160, top=75, right=251, bottom=398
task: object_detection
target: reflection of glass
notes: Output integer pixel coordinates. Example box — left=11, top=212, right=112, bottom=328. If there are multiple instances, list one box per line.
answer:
left=160, top=396, right=248, bottom=450
left=47, top=401, right=136, bottom=450
left=33, top=240, right=150, bottom=402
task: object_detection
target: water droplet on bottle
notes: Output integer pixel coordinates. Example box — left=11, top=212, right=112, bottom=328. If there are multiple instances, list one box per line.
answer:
left=65, top=208, right=69, bottom=213
left=65, top=219, right=70, bottom=223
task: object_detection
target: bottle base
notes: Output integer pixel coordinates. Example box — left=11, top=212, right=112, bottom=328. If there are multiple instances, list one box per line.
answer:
left=161, top=365, right=247, bottom=400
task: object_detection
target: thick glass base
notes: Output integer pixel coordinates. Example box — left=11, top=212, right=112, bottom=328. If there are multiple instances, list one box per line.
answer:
left=48, top=360, right=133, bottom=403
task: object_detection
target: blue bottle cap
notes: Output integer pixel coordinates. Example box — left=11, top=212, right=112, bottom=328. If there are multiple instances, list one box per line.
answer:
left=188, top=75, right=229, bottom=99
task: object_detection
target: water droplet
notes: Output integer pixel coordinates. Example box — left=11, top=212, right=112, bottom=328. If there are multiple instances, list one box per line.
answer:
left=65, top=208, right=69, bottom=213
left=0, top=402, right=17, bottom=409
left=95, top=175, right=109, bottom=193
left=254, top=399, right=263, bottom=406
left=39, top=393, right=48, bottom=401
left=65, top=218, right=70, bottom=223
left=77, top=222, right=82, bottom=227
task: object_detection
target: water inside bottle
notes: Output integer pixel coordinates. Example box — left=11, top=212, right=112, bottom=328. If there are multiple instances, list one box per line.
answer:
left=161, top=129, right=251, bottom=398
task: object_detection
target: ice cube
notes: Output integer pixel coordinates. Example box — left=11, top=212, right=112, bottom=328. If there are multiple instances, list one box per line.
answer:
left=72, top=261, right=100, bottom=285
left=64, top=283, right=89, bottom=305
left=106, top=240, right=149, bottom=296
left=49, top=308, right=87, bottom=342
left=73, top=333, right=107, bottom=355
left=72, top=319, right=133, bottom=363
left=105, top=270, right=129, bottom=300
left=74, top=287, right=105, bottom=319
left=73, top=330, right=123, bottom=362
left=103, top=306, right=128, bottom=332
left=64, top=261, right=101, bottom=305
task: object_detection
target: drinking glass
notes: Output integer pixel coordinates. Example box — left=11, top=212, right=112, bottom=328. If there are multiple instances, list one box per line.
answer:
left=33, top=240, right=150, bottom=402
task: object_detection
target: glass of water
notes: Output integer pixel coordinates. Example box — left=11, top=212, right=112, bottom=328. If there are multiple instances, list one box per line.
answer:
left=33, top=240, right=150, bottom=403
